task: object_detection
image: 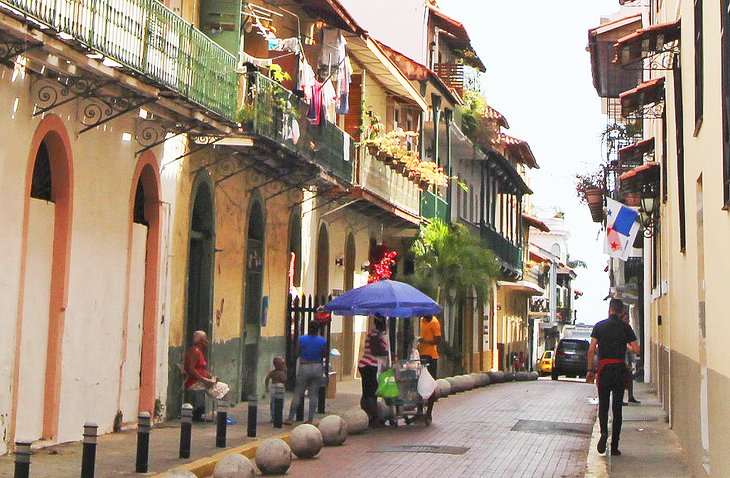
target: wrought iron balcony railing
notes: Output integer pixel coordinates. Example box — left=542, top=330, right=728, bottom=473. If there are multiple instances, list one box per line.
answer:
left=245, top=72, right=354, bottom=183
left=1, top=0, right=237, bottom=119
left=420, top=190, right=448, bottom=223
left=480, top=224, right=522, bottom=272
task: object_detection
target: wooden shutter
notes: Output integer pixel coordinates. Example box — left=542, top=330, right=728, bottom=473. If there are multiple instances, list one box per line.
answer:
left=344, top=73, right=363, bottom=140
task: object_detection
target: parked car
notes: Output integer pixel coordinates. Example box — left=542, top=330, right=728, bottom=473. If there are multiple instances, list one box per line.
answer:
left=551, top=339, right=589, bottom=380
left=536, top=350, right=554, bottom=376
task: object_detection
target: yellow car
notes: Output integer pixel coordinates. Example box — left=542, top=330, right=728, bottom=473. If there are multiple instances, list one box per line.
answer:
left=537, top=350, right=554, bottom=376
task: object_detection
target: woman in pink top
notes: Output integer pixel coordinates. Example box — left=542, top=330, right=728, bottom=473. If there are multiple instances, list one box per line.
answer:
left=358, top=315, right=389, bottom=426
left=184, top=331, right=216, bottom=421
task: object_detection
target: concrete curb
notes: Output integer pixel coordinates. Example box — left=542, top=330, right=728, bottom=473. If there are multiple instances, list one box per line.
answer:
left=585, top=417, right=608, bottom=478
left=153, top=432, right=291, bottom=478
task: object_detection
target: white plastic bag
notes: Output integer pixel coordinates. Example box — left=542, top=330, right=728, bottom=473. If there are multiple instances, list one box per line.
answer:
left=417, top=367, right=437, bottom=400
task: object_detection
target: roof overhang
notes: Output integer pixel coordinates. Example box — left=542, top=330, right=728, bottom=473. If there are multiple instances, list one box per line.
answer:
left=482, top=149, right=533, bottom=195
left=346, top=35, right=428, bottom=112
left=620, top=77, right=665, bottom=118
left=523, top=214, right=550, bottom=232
left=619, top=137, right=655, bottom=164
left=497, top=133, right=539, bottom=169
left=587, top=14, right=643, bottom=98
left=618, top=161, right=660, bottom=182
left=427, top=5, right=486, bottom=72
left=343, top=186, right=422, bottom=228
left=486, top=105, right=509, bottom=129
left=615, top=19, right=681, bottom=66
left=497, top=280, right=544, bottom=296
left=293, top=0, right=363, bottom=34
left=375, top=40, right=459, bottom=106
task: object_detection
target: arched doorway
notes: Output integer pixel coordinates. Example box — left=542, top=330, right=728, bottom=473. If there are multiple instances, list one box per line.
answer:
left=185, top=176, right=215, bottom=347
left=120, top=156, right=161, bottom=420
left=242, top=200, right=265, bottom=398
left=288, top=207, right=302, bottom=292
left=14, top=116, right=73, bottom=442
left=315, top=224, right=330, bottom=299
left=342, top=232, right=356, bottom=377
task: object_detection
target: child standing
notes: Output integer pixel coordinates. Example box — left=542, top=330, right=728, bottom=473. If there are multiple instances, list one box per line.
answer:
left=264, top=357, right=288, bottom=421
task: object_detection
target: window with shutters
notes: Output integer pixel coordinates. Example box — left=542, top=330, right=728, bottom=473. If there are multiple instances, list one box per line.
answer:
left=343, top=73, right=363, bottom=141
left=673, top=57, right=687, bottom=252
left=722, top=0, right=730, bottom=206
left=694, top=0, right=704, bottom=133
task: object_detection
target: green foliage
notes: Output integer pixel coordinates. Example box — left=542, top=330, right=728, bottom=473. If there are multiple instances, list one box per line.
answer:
left=410, top=219, right=500, bottom=306
left=460, top=90, right=494, bottom=150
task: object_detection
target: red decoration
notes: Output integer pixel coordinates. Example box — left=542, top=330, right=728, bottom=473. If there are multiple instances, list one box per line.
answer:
left=368, top=244, right=397, bottom=283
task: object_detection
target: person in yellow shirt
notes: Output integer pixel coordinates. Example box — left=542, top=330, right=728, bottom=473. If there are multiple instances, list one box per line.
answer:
left=418, top=315, right=442, bottom=378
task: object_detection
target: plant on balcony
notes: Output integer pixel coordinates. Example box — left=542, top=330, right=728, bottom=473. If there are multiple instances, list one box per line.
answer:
left=460, top=90, right=495, bottom=150
left=408, top=219, right=500, bottom=371
left=368, top=244, right=398, bottom=283
left=575, top=168, right=605, bottom=205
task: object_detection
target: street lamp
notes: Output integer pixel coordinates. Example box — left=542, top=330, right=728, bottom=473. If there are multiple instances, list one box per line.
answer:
left=639, top=181, right=659, bottom=237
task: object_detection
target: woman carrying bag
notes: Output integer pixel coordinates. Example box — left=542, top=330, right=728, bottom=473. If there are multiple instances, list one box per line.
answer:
left=357, top=314, right=390, bottom=426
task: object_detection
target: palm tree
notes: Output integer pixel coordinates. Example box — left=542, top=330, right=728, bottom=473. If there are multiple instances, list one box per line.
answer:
left=409, top=219, right=500, bottom=370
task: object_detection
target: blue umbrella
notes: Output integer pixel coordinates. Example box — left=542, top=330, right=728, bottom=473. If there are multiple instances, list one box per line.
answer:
left=323, top=279, right=442, bottom=318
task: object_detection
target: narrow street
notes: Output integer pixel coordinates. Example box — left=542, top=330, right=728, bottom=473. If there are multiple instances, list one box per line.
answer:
left=287, top=379, right=596, bottom=478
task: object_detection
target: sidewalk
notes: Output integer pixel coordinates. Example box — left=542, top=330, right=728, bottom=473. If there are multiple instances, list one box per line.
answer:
left=585, top=382, right=692, bottom=478
left=0, top=380, right=363, bottom=477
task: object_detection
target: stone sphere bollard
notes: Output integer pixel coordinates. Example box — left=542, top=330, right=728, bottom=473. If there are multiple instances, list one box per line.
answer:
left=289, top=424, right=323, bottom=459
left=342, top=409, right=369, bottom=435
left=254, top=438, right=292, bottom=475
left=488, top=371, right=504, bottom=383
left=504, top=372, right=515, bottom=382
left=445, top=376, right=458, bottom=391
left=469, top=373, right=482, bottom=387
left=515, top=372, right=529, bottom=382
left=462, top=375, right=475, bottom=390
left=529, top=371, right=539, bottom=381
left=435, top=378, right=451, bottom=398
left=481, top=373, right=492, bottom=386
left=165, top=471, right=198, bottom=478
left=214, top=454, right=256, bottom=478
left=318, top=415, right=347, bottom=446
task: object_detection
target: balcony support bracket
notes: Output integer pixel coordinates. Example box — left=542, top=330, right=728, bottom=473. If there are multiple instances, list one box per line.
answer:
left=620, top=47, right=679, bottom=72
left=135, top=119, right=196, bottom=156
left=31, top=74, right=114, bottom=117
left=624, top=102, right=665, bottom=121
left=0, top=39, right=40, bottom=64
left=78, top=95, right=156, bottom=134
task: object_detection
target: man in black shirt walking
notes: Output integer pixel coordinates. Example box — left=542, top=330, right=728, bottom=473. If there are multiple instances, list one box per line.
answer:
left=586, top=298, right=640, bottom=456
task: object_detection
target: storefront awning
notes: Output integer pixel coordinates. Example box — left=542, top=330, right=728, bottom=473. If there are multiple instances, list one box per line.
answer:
left=619, top=137, right=655, bottom=164
left=497, top=280, right=544, bottom=296
left=620, top=77, right=665, bottom=118
left=615, top=20, right=681, bottom=66
left=618, top=161, right=660, bottom=182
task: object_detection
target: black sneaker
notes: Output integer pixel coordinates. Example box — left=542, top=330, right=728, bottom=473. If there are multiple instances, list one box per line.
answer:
left=611, top=448, right=622, bottom=456
left=597, top=435, right=607, bottom=454
left=628, top=398, right=641, bottom=404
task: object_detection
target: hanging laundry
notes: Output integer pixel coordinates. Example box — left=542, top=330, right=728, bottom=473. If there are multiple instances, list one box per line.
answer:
left=307, top=79, right=324, bottom=125
left=319, top=28, right=345, bottom=70
left=336, top=56, right=352, bottom=115
left=268, top=37, right=301, bottom=55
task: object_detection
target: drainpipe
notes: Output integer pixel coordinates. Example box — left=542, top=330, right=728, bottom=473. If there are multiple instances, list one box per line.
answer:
left=431, top=93, right=442, bottom=168
left=444, top=108, right=453, bottom=222
left=419, top=80, right=427, bottom=162
left=549, top=260, right=558, bottom=324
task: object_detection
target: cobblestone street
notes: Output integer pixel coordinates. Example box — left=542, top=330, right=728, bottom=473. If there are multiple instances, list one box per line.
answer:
left=287, top=379, right=596, bottom=478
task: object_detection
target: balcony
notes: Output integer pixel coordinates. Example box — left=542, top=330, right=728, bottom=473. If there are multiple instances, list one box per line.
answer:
left=557, top=307, right=573, bottom=325
left=245, top=72, right=355, bottom=183
left=420, top=190, right=448, bottom=223
left=0, top=0, right=238, bottom=119
left=357, top=149, right=420, bottom=217
left=480, top=225, right=522, bottom=273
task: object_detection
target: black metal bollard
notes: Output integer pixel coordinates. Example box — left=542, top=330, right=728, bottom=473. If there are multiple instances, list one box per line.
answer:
left=296, top=393, right=304, bottom=422
left=215, top=400, right=227, bottom=448
left=317, top=385, right=326, bottom=414
left=81, top=422, right=98, bottom=478
left=179, top=403, right=193, bottom=459
left=272, top=383, right=285, bottom=428
left=247, top=395, right=258, bottom=438
left=14, top=440, right=32, bottom=478
left=135, top=412, right=151, bottom=473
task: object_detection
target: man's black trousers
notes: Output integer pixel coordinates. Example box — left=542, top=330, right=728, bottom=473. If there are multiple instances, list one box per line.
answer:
left=597, top=364, right=627, bottom=448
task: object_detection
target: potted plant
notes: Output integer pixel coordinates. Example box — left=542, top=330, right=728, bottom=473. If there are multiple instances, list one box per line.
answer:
left=575, top=168, right=605, bottom=222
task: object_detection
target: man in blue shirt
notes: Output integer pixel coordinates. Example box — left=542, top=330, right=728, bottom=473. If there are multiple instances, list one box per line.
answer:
left=284, top=320, right=328, bottom=425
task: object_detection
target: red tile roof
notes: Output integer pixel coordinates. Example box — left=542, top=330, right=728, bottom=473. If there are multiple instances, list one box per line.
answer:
left=619, top=137, right=655, bottom=164
left=618, top=161, right=660, bottom=182
left=522, top=214, right=550, bottom=232
left=497, top=133, right=539, bottom=169
left=620, top=78, right=665, bottom=118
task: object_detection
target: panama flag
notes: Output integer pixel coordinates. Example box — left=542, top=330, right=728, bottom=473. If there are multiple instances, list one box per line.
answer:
left=603, top=197, right=640, bottom=261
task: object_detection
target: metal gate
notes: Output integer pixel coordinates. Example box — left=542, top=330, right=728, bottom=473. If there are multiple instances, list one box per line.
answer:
left=286, top=294, right=332, bottom=410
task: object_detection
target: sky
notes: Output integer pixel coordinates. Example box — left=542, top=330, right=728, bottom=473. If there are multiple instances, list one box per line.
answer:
left=438, top=0, right=620, bottom=324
